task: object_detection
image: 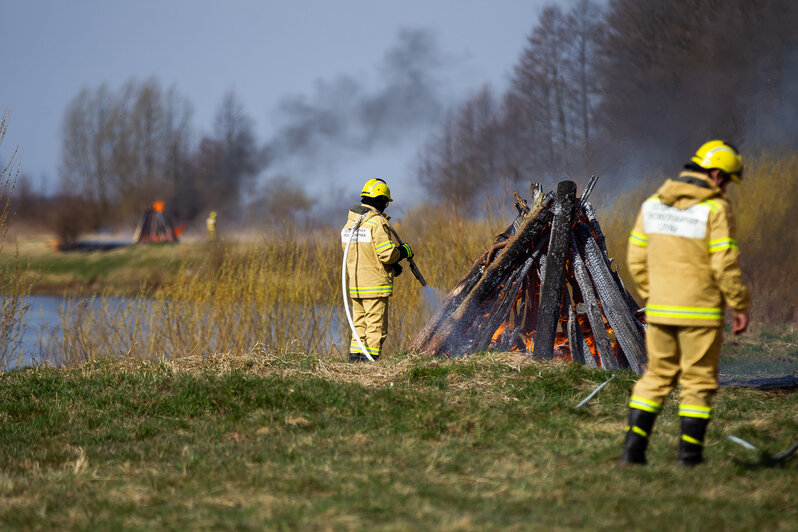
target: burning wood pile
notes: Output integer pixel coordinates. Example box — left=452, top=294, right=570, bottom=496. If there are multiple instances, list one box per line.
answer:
left=409, top=179, right=647, bottom=374
left=135, top=201, right=182, bottom=243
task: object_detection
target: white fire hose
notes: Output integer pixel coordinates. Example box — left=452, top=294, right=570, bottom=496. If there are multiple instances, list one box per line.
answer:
left=341, top=212, right=375, bottom=362
left=728, top=435, right=798, bottom=463
left=575, top=373, right=616, bottom=408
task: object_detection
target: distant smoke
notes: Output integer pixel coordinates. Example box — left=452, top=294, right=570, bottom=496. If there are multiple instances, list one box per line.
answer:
left=743, top=49, right=798, bottom=150
left=265, top=28, right=450, bottom=167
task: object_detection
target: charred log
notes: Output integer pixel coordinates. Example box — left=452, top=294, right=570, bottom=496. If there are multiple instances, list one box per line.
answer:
left=567, top=300, right=591, bottom=365
left=534, top=181, right=577, bottom=359
left=408, top=249, right=489, bottom=352
left=584, top=203, right=642, bottom=318
left=569, top=235, right=618, bottom=369
left=414, top=196, right=554, bottom=356
left=520, top=268, right=540, bottom=334
left=473, top=253, right=538, bottom=354
left=410, top=193, right=552, bottom=353
left=575, top=224, right=646, bottom=373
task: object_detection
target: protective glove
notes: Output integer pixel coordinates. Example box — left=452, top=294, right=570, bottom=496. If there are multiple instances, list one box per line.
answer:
left=397, top=242, right=414, bottom=260
left=391, top=263, right=403, bottom=277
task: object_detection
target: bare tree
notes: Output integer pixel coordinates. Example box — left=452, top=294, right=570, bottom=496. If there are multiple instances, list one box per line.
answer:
left=60, top=85, right=116, bottom=228
left=206, top=91, right=264, bottom=212
left=417, top=87, right=502, bottom=208
left=246, top=175, right=314, bottom=226
left=60, top=79, right=195, bottom=227
left=595, top=0, right=798, bottom=170
left=567, top=0, right=603, bottom=155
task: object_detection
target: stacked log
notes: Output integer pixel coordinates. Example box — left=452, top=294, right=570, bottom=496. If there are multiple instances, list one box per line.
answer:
left=409, top=179, right=647, bottom=374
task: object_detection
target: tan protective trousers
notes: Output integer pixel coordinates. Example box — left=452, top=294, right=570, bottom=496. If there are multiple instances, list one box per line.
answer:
left=632, top=324, right=723, bottom=411
left=349, top=297, right=389, bottom=358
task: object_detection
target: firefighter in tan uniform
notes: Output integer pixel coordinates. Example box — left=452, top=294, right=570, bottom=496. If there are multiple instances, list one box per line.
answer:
left=341, top=178, right=413, bottom=362
left=206, top=211, right=218, bottom=242
left=620, top=140, right=750, bottom=466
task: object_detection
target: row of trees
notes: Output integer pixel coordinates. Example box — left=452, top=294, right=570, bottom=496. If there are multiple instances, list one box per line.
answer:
left=59, top=81, right=264, bottom=229
left=15, top=80, right=317, bottom=240
left=418, top=0, right=798, bottom=207
left=14, top=0, right=798, bottom=235
left=16, top=27, right=448, bottom=237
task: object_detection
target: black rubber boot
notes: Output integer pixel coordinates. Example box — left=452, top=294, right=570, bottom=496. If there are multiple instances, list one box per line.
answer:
left=348, top=353, right=379, bottom=362
left=678, top=417, right=709, bottom=466
left=619, top=408, right=658, bottom=465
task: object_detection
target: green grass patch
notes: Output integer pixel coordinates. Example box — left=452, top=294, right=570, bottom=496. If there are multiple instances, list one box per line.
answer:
left=4, top=240, right=198, bottom=296
left=409, top=364, right=451, bottom=389
left=0, top=353, right=795, bottom=530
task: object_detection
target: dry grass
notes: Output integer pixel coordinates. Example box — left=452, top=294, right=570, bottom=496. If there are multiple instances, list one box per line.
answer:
left=30, top=202, right=511, bottom=367
left=167, top=348, right=543, bottom=392
left=0, top=113, right=32, bottom=369
left=12, top=151, right=798, bottom=370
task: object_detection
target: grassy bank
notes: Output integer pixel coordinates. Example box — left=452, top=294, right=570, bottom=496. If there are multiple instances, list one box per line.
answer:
left=0, top=353, right=795, bottom=530
left=4, top=236, right=203, bottom=297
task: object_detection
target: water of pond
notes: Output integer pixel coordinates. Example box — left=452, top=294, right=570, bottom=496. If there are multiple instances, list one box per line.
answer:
left=12, top=295, right=347, bottom=370
left=15, top=295, right=134, bottom=368
left=8, top=296, right=797, bottom=386
left=19, top=295, right=63, bottom=365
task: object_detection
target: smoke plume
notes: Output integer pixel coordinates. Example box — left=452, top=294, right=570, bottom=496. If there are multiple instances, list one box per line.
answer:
left=265, top=28, right=450, bottom=168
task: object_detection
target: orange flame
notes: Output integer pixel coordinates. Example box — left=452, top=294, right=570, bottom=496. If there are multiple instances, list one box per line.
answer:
left=554, top=333, right=571, bottom=361
left=491, top=323, right=507, bottom=343
left=152, top=200, right=165, bottom=212
left=489, top=324, right=573, bottom=359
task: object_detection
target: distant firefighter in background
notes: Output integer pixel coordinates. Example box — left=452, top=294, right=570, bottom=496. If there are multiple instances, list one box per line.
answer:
left=206, top=211, right=218, bottom=242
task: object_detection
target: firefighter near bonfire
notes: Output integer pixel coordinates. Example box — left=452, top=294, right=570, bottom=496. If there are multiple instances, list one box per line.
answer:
left=341, top=178, right=422, bottom=362
left=620, top=140, right=750, bottom=466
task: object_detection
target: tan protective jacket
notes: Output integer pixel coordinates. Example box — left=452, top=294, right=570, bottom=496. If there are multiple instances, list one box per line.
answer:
left=627, top=171, right=749, bottom=327
left=341, top=205, right=402, bottom=298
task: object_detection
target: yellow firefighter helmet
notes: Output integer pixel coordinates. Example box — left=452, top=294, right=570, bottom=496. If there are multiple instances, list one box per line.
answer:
left=360, top=178, right=393, bottom=201
left=690, top=140, right=743, bottom=183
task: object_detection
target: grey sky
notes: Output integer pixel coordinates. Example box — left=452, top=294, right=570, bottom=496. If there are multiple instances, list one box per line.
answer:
left=3, top=0, right=550, bottom=207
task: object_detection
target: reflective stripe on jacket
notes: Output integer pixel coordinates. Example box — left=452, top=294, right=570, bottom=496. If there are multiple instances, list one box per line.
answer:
left=341, top=205, right=402, bottom=298
left=627, top=171, right=750, bottom=327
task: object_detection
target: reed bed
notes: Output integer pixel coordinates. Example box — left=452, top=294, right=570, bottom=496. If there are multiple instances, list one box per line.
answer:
left=30, top=151, right=798, bottom=367
left=0, top=113, right=32, bottom=369
left=37, top=201, right=508, bottom=367
left=44, top=238, right=342, bottom=366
